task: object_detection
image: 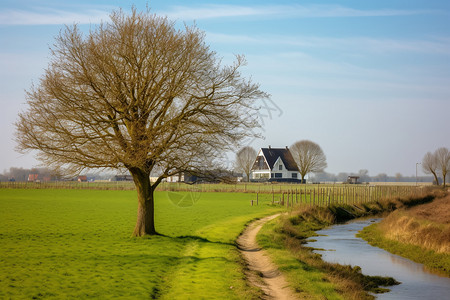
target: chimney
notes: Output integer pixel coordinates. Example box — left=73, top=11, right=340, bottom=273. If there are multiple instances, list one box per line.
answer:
left=269, top=145, right=271, bottom=149
left=285, top=146, right=288, bottom=150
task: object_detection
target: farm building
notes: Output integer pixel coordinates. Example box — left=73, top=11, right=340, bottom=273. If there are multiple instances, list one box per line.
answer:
left=166, top=170, right=241, bottom=184
left=113, top=175, right=133, bottom=181
left=347, top=176, right=360, bottom=184
left=251, top=146, right=301, bottom=183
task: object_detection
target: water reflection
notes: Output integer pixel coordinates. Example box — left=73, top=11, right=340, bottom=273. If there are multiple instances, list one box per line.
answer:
left=306, top=219, right=450, bottom=299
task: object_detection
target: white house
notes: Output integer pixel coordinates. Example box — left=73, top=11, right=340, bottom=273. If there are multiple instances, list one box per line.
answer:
left=251, top=146, right=301, bottom=182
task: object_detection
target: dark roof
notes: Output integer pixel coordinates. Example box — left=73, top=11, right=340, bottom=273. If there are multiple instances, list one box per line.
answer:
left=260, top=148, right=299, bottom=172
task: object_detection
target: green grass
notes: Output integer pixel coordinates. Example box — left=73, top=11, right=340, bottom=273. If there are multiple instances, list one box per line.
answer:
left=0, top=189, right=280, bottom=299
left=257, top=219, right=346, bottom=299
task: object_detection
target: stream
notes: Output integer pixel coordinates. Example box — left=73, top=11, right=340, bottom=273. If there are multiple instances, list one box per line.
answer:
left=306, top=219, right=450, bottom=299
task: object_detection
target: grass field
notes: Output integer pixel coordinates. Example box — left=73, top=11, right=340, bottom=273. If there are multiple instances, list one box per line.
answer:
left=0, top=189, right=281, bottom=299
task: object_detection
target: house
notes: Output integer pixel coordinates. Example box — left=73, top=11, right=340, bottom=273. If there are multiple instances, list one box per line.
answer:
left=27, top=173, right=53, bottom=182
left=166, top=173, right=185, bottom=183
left=251, top=146, right=301, bottom=183
left=28, top=174, right=39, bottom=182
left=77, top=175, right=88, bottom=182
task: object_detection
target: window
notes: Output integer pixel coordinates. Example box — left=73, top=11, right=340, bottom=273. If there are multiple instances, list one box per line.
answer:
left=275, top=173, right=282, bottom=178
left=292, top=173, right=298, bottom=178
left=271, top=173, right=274, bottom=178
left=279, top=165, right=283, bottom=170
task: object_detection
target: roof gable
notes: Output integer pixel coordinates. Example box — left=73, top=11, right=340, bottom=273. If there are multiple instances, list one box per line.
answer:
left=260, top=148, right=299, bottom=172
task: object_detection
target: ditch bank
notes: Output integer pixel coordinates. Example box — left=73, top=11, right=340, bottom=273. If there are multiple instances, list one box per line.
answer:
left=307, top=218, right=450, bottom=299
left=254, top=189, right=447, bottom=299
left=358, top=193, right=450, bottom=275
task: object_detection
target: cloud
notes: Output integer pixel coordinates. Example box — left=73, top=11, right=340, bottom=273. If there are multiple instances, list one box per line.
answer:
left=207, top=32, right=450, bottom=55
left=162, top=4, right=438, bottom=20
left=0, top=7, right=111, bottom=25
left=2, top=4, right=441, bottom=26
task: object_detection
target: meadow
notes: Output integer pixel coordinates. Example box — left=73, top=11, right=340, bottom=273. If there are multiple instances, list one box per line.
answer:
left=0, top=189, right=281, bottom=299
left=0, top=184, right=438, bottom=299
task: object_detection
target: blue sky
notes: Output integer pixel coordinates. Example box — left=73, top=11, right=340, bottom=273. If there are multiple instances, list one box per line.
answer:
left=1, top=0, right=449, bottom=177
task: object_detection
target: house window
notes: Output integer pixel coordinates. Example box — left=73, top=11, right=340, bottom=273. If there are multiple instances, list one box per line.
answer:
left=292, top=173, right=298, bottom=178
left=271, top=173, right=274, bottom=178
left=275, top=173, right=282, bottom=178
left=279, top=165, right=282, bottom=170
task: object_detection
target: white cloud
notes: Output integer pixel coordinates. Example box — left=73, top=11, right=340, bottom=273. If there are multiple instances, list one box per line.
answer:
left=2, top=4, right=441, bottom=27
left=0, top=7, right=110, bottom=25
left=162, top=4, right=438, bottom=20
left=207, top=32, right=450, bottom=55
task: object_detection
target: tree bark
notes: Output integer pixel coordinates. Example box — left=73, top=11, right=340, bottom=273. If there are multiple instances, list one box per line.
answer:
left=130, top=168, right=156, bottom=236
left=443, top=173, right=447, bottom=187
left=431, top=171, right=440, bottom=186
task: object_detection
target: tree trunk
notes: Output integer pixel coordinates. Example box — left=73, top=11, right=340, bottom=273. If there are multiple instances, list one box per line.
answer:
left=431, top=171, right=440, bottom=186
left=129, top=168, right=156, bottom=236
left=443, top=172, right=447, bottom=187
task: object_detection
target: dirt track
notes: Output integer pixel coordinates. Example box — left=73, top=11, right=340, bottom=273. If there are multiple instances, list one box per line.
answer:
left=236, top=214, right=298, bottom=300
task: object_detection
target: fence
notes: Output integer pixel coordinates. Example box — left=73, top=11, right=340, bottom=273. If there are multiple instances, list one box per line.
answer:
left=0, top=181, right=136, bottom=190
left=0, top=181, right=428, bottom=207
left=259, top=184, right=429, bottom=208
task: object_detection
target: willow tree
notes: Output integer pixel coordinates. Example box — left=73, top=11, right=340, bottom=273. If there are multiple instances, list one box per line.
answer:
left=435, top=147, right=450, bottom=187
left=422, top=151, right=440, bottom=185
left=290, top=140, right=327, bottom=183
left=15, top=8, right=266, bottom=236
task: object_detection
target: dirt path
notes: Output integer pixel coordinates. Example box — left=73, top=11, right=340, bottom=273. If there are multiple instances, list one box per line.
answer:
left=237, top=214, right=298, bottom=300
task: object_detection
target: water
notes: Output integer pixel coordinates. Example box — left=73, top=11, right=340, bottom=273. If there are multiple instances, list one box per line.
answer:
left=306, top=219, right=450, bottom=299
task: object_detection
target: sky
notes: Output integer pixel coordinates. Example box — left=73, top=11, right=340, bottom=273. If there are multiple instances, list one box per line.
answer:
left=1, top=0, right=449, bottom=177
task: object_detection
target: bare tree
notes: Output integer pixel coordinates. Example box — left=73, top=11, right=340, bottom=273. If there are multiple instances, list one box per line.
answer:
left=358, top=169, right=370, bottom=183
left=435, top=147, right=450, bottom=187
left=422, top=151, right=440, bottom=185
left=290, top=140, right=327, bottom=182
left=375, top=173, right=388, bottom=182
left=235, top=146, right=257, bottom=182
left=15, top=8, right=266, bottom=236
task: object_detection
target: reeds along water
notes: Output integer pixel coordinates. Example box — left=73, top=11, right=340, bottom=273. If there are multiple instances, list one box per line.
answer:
left=376, top=195, right=450, bottom=254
